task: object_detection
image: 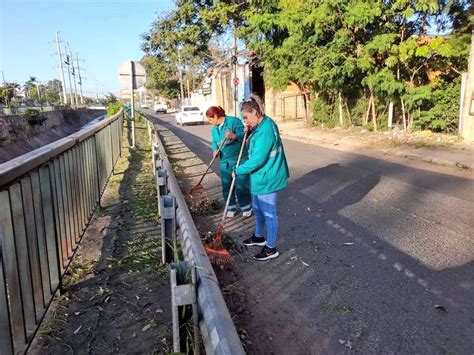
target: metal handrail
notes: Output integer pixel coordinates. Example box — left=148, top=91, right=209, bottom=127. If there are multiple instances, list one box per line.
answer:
left=0, top=109, right=124, bottom=354
left=0, top=112, right=122, bottom=188
left=148, top=118, right=245, bottom=355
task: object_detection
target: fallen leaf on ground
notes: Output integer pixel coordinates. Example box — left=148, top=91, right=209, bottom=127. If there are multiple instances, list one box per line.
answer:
left=434, top=305, right=447, bottom=312
left=73, top=325, right=82, bottom=335
left=142, top=324, right=152, bottom=332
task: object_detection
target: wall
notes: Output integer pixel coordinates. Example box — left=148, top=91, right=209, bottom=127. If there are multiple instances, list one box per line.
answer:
left=265, top=83, right=307, bottom=121
left=0, top=108, right=105, bottom=163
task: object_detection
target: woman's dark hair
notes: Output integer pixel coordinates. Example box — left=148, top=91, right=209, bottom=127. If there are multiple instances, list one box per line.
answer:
left=206, top=105, right=226, bottom=118
left=240, top=94, right=265, bottom=117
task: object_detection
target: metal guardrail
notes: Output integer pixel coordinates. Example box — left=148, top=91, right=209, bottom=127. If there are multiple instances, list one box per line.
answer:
left=143, top=116, right=245, bottom=355
left=0, top=109, right=124, bottom=354
left=0, top=105, right=66, bottom=117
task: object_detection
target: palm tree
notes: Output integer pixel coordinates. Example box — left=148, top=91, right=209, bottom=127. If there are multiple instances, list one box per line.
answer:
left=24, top=76, right=41, bottom=102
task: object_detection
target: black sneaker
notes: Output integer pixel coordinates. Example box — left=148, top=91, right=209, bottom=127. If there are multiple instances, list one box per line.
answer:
left=253, top=246, right=279, bottom=261
left=243, top=234, right=266, bottom=247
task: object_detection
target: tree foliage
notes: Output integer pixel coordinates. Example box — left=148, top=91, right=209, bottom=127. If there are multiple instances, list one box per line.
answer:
left=143, top=0, right=471, bottom=132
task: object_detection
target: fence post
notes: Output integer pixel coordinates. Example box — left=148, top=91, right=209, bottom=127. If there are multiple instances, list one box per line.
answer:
left=160, top=195, right=176, bottom=264
left=169, top=261, right=199, bottom=354
left=152, top=144, right=159, bottom=176
left=156, top=169, right=168, bottom=217
left=0, top=226, right=14, bottom=355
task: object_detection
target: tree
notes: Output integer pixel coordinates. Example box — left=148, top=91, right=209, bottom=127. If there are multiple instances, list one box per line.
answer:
left=140, top=55, right=181, bottom=99
left=0, top=82, right=20, bottom=106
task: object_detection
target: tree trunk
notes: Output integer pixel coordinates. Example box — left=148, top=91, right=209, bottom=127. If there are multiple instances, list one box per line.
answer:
left=338, top=91, right=344, bottom=126
left=401, top=98, right=407, bottom=131
left=371, top=92, right=377, bottom=132
left=364, top=94, right=372, bottom=126
left=302, top=91, right=310, bottom=125
left=344, top=98, right=352, bottom=126
left=388, top=101, right=394, bottom=129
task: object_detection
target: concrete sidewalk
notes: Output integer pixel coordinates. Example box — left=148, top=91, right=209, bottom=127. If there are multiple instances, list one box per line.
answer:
left=278, top=120, right=474, bottom=171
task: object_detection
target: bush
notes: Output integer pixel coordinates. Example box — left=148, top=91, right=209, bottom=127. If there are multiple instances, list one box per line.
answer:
left=25, top=109, right=47, bottom=125
left=107, top=102, right=123, bottom=117
left=415, top=77, right=461, bottom=133
left=311, top=97, right=337, bottom=128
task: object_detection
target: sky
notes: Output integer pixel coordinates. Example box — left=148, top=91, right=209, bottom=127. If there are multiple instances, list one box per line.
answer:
left=0, top=0, right=175, bottom=98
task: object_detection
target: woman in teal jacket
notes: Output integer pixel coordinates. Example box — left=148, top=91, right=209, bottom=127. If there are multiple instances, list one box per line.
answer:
left=233, top=96, right=289, bottom=260
left=206, top=106, right=252, bottom=218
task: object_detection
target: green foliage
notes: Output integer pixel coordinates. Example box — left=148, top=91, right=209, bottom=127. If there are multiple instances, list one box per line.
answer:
left=140, top=55, right=180, bottom=98
left=25, top=109, right=47, bottom=125
left=415, top=78, right=461, bottom=132
left=140, top=0, right=470, bottom=132
left=311, top=96, right=337, bottom=128
left=107, top=102, right=123, bottom=117
left=0, top=82, right=19, bottom=106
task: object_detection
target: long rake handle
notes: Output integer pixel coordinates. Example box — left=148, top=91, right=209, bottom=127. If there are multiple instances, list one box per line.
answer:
left=193, top=139, right=227, bottom=189
left=220, top=130, right=248, bottom=225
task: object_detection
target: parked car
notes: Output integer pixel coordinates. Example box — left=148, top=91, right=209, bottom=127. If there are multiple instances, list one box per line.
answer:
left=175, top=106, right=204, bottom=125
left=154, top=101, right=167, bottom=113
left=141, top=102, right=149, bottom=109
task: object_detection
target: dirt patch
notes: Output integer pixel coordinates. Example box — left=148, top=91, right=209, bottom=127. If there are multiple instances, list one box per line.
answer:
left=30, top=120, right=173, bottom=354
left=278, top=120, right=464, bottom=150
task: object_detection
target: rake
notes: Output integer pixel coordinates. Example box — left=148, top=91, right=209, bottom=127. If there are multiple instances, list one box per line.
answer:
left=187, top=139, right=227, bottom=195
left=205, top=131, right=248, bottom=266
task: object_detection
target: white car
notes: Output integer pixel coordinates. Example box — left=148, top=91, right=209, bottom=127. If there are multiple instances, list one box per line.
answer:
left=176, top=106, right=204, bottom=125
left=154, top=101, right=167, bottom=113
left=141, top=102, right=149, bottom=109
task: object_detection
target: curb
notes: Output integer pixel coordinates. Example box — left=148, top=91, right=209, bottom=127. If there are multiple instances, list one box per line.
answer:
left=281, top=131, right=473, bottom=171
left=394, top=152, right=473, bottom=170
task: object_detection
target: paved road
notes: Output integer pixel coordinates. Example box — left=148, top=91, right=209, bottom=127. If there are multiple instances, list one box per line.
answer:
left=148, top=111, right=474, bottom=354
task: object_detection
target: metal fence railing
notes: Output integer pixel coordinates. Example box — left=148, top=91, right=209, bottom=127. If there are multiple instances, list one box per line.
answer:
left=142, top=115, right=245, bottom=354
left=0, top=105, right=67, bottom=117
left=0, top=109, right=124, bottom=354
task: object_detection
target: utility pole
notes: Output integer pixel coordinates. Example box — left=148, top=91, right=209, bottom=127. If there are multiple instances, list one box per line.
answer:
left=75, top=53, right=84, bottom=105
left=233, top=27, right=238, bottom=116
left=67, top=43, right=79, bottom=107
left=64, top=46, right=75, bottom=107
left=55, top=32, right=68, bottom=105
left=1, top=70, right=5, bottom=85
left=177, top=50, right=185, bottom=105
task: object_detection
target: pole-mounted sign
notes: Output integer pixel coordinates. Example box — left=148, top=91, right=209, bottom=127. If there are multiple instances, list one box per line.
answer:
left=118, top=61, right=146, bottom=148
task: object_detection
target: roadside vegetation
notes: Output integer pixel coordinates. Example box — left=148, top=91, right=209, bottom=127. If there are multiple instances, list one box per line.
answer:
left=141, top=0, right=470, bottom=133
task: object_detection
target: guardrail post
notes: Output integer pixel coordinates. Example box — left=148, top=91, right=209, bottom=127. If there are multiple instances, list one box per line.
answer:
left=170, top=261, right=199, bottom=355
left=156, top=169, right=168, bottom=217
left=152, top=144, right=159, bottom=176
left=160, top=195, right=176, bottom=264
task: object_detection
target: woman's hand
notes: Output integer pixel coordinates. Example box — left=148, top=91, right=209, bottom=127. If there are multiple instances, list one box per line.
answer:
left=213, top=150, right=220, bottom=159
left=225, top=129, right=237, bottom=141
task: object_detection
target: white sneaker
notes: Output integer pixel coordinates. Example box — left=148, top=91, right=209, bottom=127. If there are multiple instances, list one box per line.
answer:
left=226, top=211, right=236, bottom=218
left=242, top=209, right=252, bottom=218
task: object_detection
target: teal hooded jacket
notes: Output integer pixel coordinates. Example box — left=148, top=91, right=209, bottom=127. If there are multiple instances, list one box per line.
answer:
left=235, top=116, right=289, bottom=195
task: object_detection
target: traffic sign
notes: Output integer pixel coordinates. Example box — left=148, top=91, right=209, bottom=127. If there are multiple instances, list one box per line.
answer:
left=118, top=61, right=146, bottom=90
